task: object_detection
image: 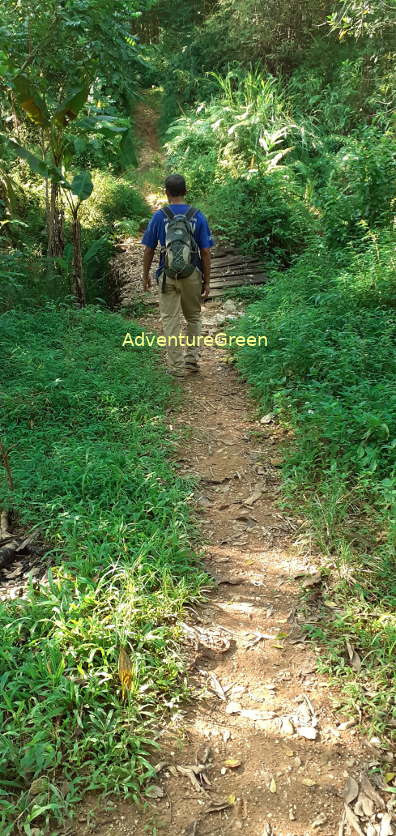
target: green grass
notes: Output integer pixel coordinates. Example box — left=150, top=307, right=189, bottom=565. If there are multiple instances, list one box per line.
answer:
left=229, top=232, right=396, bottom=739
left=0, top=304, right=207, bottom=835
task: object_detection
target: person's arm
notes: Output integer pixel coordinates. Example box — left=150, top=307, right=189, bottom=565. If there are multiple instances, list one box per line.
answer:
left=142, top=246, right=155, bottom=290
left=200, top=247, right=211, bottom=300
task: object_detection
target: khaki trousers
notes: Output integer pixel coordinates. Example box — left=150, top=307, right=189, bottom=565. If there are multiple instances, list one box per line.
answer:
left=158, top=268, right=202, bottom=372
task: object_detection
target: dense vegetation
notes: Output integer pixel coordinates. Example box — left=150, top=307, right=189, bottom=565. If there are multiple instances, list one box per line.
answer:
left=158, top=0, right=396, bottom=739
left=1, top=0, right=395, bottom=831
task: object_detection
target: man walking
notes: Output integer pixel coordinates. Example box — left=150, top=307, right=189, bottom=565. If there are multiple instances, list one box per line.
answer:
left=141, top=174, right=214, bottom=377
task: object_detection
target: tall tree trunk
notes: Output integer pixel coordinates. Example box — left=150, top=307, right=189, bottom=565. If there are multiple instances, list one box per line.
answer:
left=47, top=182, right=64, bottom=258
left=72, top=214, right=86, bottom=307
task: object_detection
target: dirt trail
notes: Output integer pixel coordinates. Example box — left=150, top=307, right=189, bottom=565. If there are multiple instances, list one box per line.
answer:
left=79, top=102, right=391, bottom=836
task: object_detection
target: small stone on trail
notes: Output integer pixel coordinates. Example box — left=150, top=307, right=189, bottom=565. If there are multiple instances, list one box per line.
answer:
left=244, top=489, right=263, bottom=506
left=280, top=717, right=295, bottom=736
left=224, top=758, right=242, bottom=769
left=312, top=813, right=328, bottom=828
left=223, top=299, right=238, bottom=314
left=297, top=725, right=318, bottom=740
left=226, top=701, right=242, bottom=714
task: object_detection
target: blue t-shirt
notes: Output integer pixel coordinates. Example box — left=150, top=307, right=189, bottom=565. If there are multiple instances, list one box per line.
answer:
left=141, top=204, right=214, bottom=279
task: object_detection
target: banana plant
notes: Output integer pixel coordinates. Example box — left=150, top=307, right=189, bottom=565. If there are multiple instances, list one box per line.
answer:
left=7, top=71, right=136, bottom=305
left=5, top=74, right=93, bottom=304
left=7, top=132, right=93, bottom=305
left=11, top=73, right=91, bottom=262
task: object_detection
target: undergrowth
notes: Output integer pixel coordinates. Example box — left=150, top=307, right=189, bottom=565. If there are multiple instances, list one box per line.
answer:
left=0, top=305, right=206, bottom=834
left=0, top=170, right=150, bottom=313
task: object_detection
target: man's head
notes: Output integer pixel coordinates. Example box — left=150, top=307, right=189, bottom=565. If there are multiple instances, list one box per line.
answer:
left=165, top=173, right=187, bottom=200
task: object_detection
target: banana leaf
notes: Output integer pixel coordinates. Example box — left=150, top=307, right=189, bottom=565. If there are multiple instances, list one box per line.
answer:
left=53, top=84, right=90, bottom=126
left=69, top=170, right=93, bottom=201
left=7, top=138, right=63, bottom=182
left=13, top=74, right=50, bottom=128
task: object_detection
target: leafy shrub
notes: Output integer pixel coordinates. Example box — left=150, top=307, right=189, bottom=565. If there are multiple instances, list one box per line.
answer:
left=79, top=170, right=150, bottom=237
left=321, top=130, right=396, bottom=246
left=77, top=171, right=150, bottom=303
left=205, top=171, right=315, bottom=267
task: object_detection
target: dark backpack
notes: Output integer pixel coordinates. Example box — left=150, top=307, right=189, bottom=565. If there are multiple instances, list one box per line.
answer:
left=161, top=205, right=198, bottom=289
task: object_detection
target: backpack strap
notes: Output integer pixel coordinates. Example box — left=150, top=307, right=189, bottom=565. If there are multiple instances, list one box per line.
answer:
left=161, top=205, right=175, bottom=221
left=185, top=206, right=198, bottom=221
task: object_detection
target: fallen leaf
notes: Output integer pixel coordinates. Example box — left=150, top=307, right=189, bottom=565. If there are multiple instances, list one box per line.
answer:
left=338, top=809, right=346, bottom=836
left=29, top=778, right=48, bottom=796
left=366, top=825, right=380, bottom=836
left=118, top=647, right=134, bottom=697
left=302, top=573, right=322, bottom=589
left=227, top=794, right=237, bottom=805
left=208, top=673, right=226, bottom=701
left=269, top=777, right=277, bottom=793
left=338, top=719, right=357, bottom=731
left=346, top=639, right=362, bottom=673
left=154, top=761, right=168, bottom=774
left=224, top=758, right=242, bottom=769
left=280, top=718, right=295, bottom=736
left=384, top=772, right=396, bottom=783
left=360, top=774, right=386, bottom=810
left=354, top=790, right=375, bottom=817
left=324, top=600, right=338, bottom=608
left=379, top=813, right=393, bottom=836
left=197, top=745, right=213, bottom=766
left=176, top=764, right=209, bottom=793
left=297, top=725, right=318, bottom=740
left=240, top=709, right=276, bottom=721
left=344, top=803, right=365, bottom=836
left=344, top=776, right=359, bottom=804
left=260, top=413, right=274, bottom=424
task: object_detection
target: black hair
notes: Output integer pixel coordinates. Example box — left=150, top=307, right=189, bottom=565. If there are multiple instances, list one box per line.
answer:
left=164, top=173, right=187, bottom=197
